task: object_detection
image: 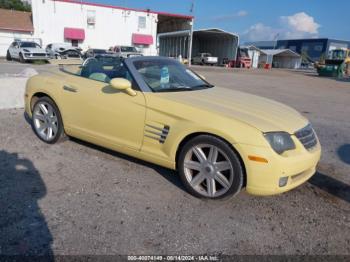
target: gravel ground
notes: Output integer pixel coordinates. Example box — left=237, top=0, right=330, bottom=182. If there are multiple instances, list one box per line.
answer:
left=0, top=64, right=349, bottom=256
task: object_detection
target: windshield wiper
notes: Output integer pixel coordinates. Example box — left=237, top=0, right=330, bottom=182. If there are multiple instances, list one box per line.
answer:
left=156, top=87, right=193, bottom=92
left=191, top=84, right=214, bottom=89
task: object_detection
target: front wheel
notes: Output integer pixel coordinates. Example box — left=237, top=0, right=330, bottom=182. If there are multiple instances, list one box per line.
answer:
left=32, top=97, right=65, bottom=144
left=178, top=135, right=244, bottom=199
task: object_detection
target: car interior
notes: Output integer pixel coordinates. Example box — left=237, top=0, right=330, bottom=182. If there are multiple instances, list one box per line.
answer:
left=78, top=57, right=133, bottom=83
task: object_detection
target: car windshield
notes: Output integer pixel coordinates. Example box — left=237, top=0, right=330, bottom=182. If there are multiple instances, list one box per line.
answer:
left=134, top=59, right=213, bottom=92
left=20, top=42, right=41, bottom=48
left=121, top=46, right=137, bottom=52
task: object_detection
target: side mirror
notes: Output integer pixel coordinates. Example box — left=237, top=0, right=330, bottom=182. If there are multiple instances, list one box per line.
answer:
left=110, top=78, right=137, bottom=96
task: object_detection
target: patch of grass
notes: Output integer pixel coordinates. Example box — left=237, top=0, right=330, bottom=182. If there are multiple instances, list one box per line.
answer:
left=31, top=60, right=48, bottom=65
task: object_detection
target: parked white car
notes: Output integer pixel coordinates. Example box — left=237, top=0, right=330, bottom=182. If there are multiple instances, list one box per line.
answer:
left=192, top=53, right=218, bottom=65
left=46, top=43, right=82, bottom=59
left=110, top=45, right=143, bottom=58
left=7, top=41, right=49, bottom=63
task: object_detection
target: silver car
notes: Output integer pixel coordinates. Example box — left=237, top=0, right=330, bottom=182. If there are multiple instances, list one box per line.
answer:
left=46, top=43, right=82, bottom=59
left=111, top=45, right=143, bottom=58
left=7, top=41, right=49, bottom=63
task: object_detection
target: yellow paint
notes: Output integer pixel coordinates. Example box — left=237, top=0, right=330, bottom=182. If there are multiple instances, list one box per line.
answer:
left=110, top=78, right=137, bottom=96
left=24, top=67, right=321, bottom=196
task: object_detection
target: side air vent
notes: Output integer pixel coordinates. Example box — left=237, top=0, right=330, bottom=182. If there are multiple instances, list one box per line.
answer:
left=144, top=124, right=170, bottom=144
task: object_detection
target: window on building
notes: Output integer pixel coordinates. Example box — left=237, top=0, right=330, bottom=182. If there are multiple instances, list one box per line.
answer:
left=301, top=45, right=309, bottom=52
left=87, top=10, right=96, bottom=29
left=289, top=46, right=297, bottom=52
left=314, top=45, right=323, bottom=51
left=138, top=16, right=146, bottom=29
left=301, top=42, right=325, bottom=61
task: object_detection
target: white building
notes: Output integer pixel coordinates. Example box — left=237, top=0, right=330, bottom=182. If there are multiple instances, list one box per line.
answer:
left=0, top=0, right=193, bottom=56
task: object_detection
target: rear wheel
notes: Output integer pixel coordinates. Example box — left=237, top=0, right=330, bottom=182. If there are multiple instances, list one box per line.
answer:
left=32, top=97, right=65, bottom=144
left=178, top=135, right=244, bottom=199
left=6, top=50, right=12, bottom=61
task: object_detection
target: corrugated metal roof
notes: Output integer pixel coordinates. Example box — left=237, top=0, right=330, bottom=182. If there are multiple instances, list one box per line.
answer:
left=194, top=28, right=239, bottom=38
left=260, top=49, right=301, bottom=57
left=0, top=8, right=33, bottom=32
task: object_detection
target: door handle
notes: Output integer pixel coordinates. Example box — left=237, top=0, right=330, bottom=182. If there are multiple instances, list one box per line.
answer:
left=63, top=85, right=77, bottom=93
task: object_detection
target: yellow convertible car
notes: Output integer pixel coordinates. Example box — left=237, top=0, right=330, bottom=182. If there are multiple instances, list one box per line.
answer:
left=25, top=56, right=321, bottom=199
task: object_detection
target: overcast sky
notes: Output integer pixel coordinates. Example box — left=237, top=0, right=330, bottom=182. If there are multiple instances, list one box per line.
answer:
left=90, top=0, right=350, bottom=42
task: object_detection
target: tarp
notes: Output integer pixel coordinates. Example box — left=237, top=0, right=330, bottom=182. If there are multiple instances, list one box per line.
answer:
left=259, top=49, right=301, bottom=69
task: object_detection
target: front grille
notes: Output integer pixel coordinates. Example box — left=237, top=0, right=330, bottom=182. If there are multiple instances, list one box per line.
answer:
left=295, top=124, right=317, bottom=150
left=33, top=53, right=46, bottom=57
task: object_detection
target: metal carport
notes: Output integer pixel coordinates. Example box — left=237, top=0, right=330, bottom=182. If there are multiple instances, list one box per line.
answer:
left=259, top=49, right=302, bottom=69
left=192, top=28, right=239, bottom=65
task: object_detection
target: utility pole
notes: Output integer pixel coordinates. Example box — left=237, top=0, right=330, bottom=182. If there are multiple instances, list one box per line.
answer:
left=188, top=0, right=195, bottom=67
left=273, top=33, right=280, bottom=49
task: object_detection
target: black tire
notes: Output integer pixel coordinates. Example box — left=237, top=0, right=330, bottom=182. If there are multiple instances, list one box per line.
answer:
left=6, top=50, right=12, bottom=61
left=19, top=53, right=25, bottom=63
left=32, top=96, right=66, bottom=144
left=178, top=135, right=244, bottom=199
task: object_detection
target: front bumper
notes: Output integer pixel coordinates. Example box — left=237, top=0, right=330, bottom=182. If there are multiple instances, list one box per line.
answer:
left=236, top=137, right=321, bottom=196
left=23, top=53, right=50, bottom=60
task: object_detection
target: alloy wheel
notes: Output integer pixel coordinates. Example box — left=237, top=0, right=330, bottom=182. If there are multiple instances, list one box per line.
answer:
left=183, top=144, right=234, bottom=198
left=33, top=101, right=59, bottom=142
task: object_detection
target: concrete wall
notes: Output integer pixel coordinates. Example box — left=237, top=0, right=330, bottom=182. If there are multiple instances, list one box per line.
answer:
left=31, top=0, right=158, bottom=55
left=0, top=77, right=27, bottom=109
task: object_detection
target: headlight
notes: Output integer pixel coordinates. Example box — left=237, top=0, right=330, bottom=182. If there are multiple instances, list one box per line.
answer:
left=23, top=49, right=30, bottom=52
left=264, top=132, right=295, bottom=154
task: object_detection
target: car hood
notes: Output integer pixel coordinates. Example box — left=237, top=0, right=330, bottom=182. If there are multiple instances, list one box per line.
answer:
left=155, top=87, right=308, bottom=133
left=21, top=47, right=46, bottom=53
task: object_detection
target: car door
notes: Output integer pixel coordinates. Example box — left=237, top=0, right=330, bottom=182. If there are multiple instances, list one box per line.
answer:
left=60, top=62, right=146, bottom=151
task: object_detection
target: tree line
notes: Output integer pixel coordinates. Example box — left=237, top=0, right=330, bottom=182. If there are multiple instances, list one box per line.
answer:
left=0, top=0, right=31, bottom=12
